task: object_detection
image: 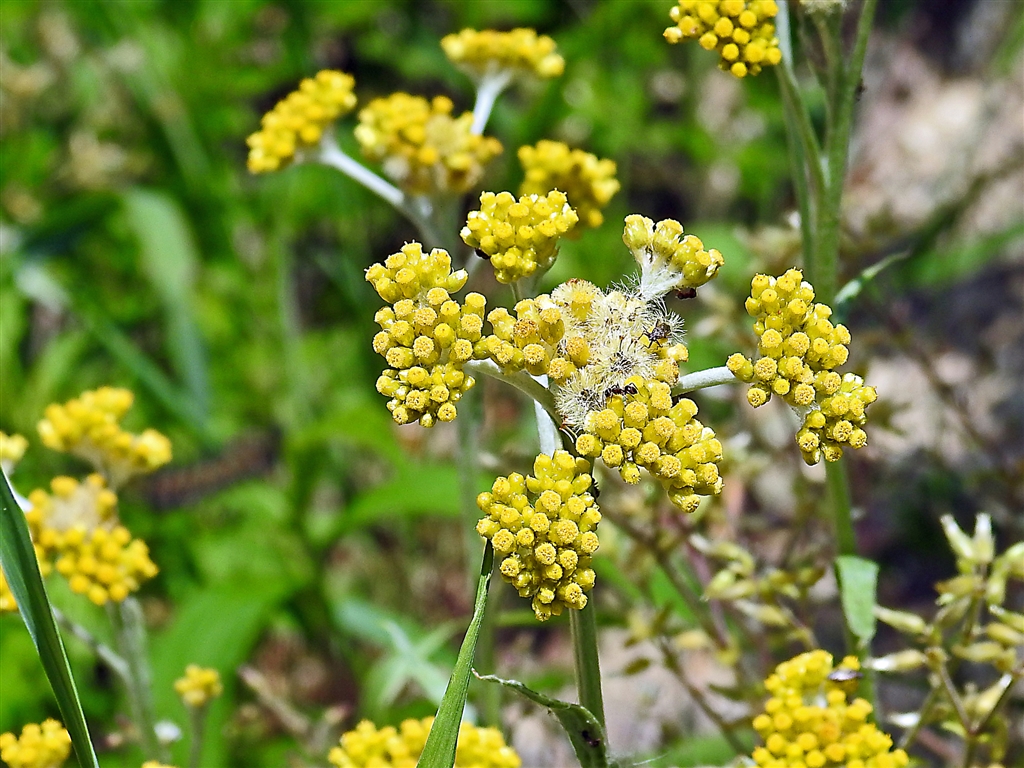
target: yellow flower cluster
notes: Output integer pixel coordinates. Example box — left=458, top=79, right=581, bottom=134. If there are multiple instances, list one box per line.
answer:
left=664, top=0, right=783, bottom=78
left=174, top=665, right=223, bottom=708
left=367, top=243, right=486, bottom=427
left=575, top=377, right=723, bottom=513
left=328, top=717, right=520, bottom=768
left=37, top=387, right=172, bottom=489
left=476, top=451, right=600, bottom=621
left=623, top=214, right=725, bottom=297
left=27, top=474, right=158, bottom=606
left=0, top=720, right=71, bottom=768
left=141, top=762, right=179, bottom=768
left=0, top=430, right=28, bottom=474
left=752, top=651, right=909, bottom=768
left=727, top=269, right=877, bottom=464
left=518, top=141, right=620, bottom=229
left=355, top=94, right=502, bottom=196
left=246, top=70, right=357, bottom=173
left=441, top=28, right=564, bottom=80
left=461, top=190, right=579, bottom=283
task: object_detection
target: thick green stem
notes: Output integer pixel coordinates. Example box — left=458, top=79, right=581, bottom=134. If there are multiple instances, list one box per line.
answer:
left=570, top=602, right=605, bottom=731
left=109, top=598, right=167, bottom=762
left=826, top=460, right=857, bottom=557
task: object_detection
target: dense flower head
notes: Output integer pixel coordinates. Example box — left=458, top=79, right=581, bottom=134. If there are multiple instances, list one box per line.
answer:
left=727, top=269, right=876, bottom=464
left=442, top=28, right=564, bottom=80
left=518, top=141, right=619, bottom=229
left=575, top=377, right=723, bottom=513
left=0, top=431, right=28, bottom=474
left=476, top=451, right=600, bottom=621
left=367, top=243, right=486, bottom=427
left=0, top=719, right=71, bottom=768
left=752, top=651, right=909, bottom=768
left=623, top=214, right=725, bottom=299
left=461, top=190, right=579, bottom=283
left=27, top=474, right=157, bottom=605
left=37, top=387, right=172, bottom=488
left=355, top=93, right=502, bottom=196
left=174, top=665, right=223, bottom=708
left=328, top=717, right=520, bottom=768
left=246, top=70, right=357, bottom=173
left=664, top=0, right=783, bottom=78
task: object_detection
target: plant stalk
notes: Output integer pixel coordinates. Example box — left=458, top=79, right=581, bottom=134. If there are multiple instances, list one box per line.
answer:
left=570, top=601, right=606, bottom=731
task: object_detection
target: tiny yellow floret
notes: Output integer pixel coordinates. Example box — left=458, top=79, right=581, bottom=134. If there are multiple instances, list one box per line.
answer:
left=174, top=665, right=223, bottom=708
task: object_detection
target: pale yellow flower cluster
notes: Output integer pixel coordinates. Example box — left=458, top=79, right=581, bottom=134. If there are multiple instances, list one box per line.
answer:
left=442, top=28, right=564, bottom=80
left=356, top=94, right=502, bottom=196
left=477, top=451, right=600, bottom=621
left=37, top=386, right=171, bottom=489
left=367, top=244, right=486, bottom=427
left=752, top=651, right=909, bottom=768
left=0, top=720, right=71, bottom=768
left=328, top=717, right=520, bottom=768
left=664, top=0, right=783, bottom=78
left=728, top=269, right=876, bottom=464
left=174, top=665, right=223, bottom=708
left=518, top=141, right=619, bottom=229
left=461, top=189, right=579, bottom=283
left=247, top=70, right=357, bottom=173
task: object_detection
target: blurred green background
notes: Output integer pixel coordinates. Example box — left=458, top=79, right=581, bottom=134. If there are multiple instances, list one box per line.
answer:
left=1, top=1, right=1021, bottom=766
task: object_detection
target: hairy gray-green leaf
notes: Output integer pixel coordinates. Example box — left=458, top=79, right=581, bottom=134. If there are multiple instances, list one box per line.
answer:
left=474, top=672, right=610, bottom=768
left=836, top=555, right=879, bottom=644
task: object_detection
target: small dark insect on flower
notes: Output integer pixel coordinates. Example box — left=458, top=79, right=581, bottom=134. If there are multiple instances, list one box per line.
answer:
left=827, top=668, right=863, bottom=683
left=675, top=286, right=698, bottom=300
left=603, top=382, right=638, bottom=401
left=645, top=320, right=671, bottom=346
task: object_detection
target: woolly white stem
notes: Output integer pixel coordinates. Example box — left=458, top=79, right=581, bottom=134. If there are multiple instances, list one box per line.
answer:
left=674, top=365, right=737, bottom=394
left=471, top=70, right=514, bottom=135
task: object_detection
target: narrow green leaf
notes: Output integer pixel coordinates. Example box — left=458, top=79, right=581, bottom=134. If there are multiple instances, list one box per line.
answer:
left=416, top=543, right=493, bottom=768
left=836, top=555, right=879, bottom=645
left=122, top=188, right=209, bottom=419
left=0, top=472, right=99, bottom=768
left=474, top=672, right=610, bottom=768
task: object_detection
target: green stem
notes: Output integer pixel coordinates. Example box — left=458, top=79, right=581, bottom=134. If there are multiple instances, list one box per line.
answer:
left=570, top=601, right=605, bottom=731
left=813, top=0, right=878, bottom=304
left=109, top=598, right=167, bottom=762
left=187, top=704, right=208, bottom=768
left=826, top=460, right=857, bottom=557
left=475, top=576, right=505, bottom=728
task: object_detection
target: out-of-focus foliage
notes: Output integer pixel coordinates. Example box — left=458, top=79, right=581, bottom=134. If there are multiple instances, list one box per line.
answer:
left=2, top=0, right=1021, bottom=766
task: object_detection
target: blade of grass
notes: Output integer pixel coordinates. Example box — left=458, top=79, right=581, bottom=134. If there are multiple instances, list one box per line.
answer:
left=0, top=472, right=99, bottom=768
left=416, top=543, right=494, bottom=768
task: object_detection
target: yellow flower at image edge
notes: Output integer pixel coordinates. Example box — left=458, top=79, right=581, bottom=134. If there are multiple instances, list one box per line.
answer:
left=477, top=450, right=600, bottom=621
left=328, top=717, right=520, bottom=768
left=442, top=28, right=564, bottom=79
left=356, top=93, right=502, bottom=196
left=174, top=664, right=223, bottom=707
left=462, top=189, right=578, bottom=284
left=752, top=651, right=909, bottom=768
left=247, top=70, right=357, bottom=173
left=366, top=243, right=485, bottom=427
left=0, top=430, right=29, bottom=474
left=0, top=720, right=71, bottom=768
left=664, top=0, right=783, bottom=78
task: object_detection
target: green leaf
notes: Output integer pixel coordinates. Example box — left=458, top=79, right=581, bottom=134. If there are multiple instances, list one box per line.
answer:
left=416, top=543, right=493, bottom=768
left=474, top=672, right=610, bottom=768
left=836, top=555, right=879, bottom=645
left=0, top=472, right=100, bottom=768
left=122, top=188, right=210, bottom=420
